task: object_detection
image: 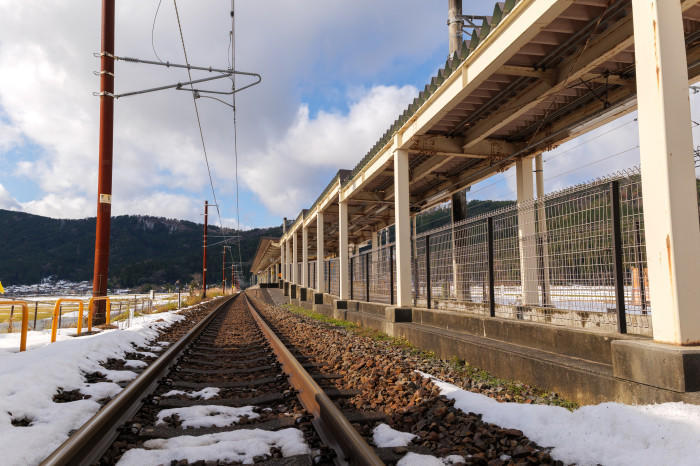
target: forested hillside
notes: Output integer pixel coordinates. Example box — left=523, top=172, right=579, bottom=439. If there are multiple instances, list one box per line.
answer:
left=0, top=210, right=281, bottom=288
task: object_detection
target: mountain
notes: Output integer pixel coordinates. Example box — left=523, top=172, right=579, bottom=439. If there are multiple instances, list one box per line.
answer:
left=0, top=209, right=282, bottom=289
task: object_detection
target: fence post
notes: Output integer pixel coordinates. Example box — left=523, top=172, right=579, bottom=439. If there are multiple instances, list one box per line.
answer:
left=634, top=219, right=647, bottom=314
left=33, top=302, right=38, bottom=329
left=425, top=235, right=432, bottom=309
left=610, top=180, right=627, bottom=334
left=350, top=256, right=354, bottom=300
left=365, top=253, right=370, bottom=302
left=390, top=245, right=395, bottom=305
left=487, top=217, right=495, bottom=318
left=8, top=305, right=14, bottom=333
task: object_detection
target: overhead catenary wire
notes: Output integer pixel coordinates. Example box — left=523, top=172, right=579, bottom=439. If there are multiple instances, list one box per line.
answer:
left=151, top=0, right=164, bottom=63
left=172, top=0, right=223, bottom=231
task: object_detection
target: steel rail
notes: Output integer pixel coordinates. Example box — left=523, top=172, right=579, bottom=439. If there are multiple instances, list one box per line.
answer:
left=41, top=294, right=237, bottom=466
left=244, top=293, right=383, bottom=466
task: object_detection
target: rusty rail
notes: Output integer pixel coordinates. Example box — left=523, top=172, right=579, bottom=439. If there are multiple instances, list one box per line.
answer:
left=244, top=293, right=383, bottom=466
left=41, top=295, right=235, bottom=466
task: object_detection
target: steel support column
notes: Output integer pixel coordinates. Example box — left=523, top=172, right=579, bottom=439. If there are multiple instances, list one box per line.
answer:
left=302, top=226, right=308, bottom=288
left=394, top=149, right=412, bottom=307
left=632, top=0, right=700, bottom=344
left=316, top=212, right=324, bottom=292
left=292, top=229, right=298, bottom=284
left=516, top=156, right=538, bottom=306
left=339, top=200, right=350, bottom=300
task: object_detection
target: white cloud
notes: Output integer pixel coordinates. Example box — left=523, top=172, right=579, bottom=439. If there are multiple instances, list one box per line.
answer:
left=0, top=0, right=448, bottom=224
left=0, top=183, right=20, bottom=210
left=242, top=85, right=417, bottom=215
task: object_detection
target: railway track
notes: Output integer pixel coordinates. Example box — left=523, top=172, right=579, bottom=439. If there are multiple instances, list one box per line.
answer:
left=41, top=292, right=384, bottom=466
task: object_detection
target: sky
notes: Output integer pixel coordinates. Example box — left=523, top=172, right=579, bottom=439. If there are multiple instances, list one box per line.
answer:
left=0, top=1, right=698, bottom=230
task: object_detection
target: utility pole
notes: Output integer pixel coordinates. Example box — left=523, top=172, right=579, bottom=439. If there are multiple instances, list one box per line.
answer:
left=202, top=201, right=209, bottom=298
left=221, top=246, right=227, bottom=294
left=91, top=0, right=115, bottom=325
left=231, top=264, right=235, bottom=292
left=448, top=0, right=463, bottom=57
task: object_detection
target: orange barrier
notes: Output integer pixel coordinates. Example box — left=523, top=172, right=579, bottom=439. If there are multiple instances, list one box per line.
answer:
left=3, top=301, right=29, bottom=351
left=87, top=296, right=111, bottom=330
left=51, top=298, right=84, bottom=342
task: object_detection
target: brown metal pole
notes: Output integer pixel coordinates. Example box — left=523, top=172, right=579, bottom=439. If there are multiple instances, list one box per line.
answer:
left=231, top=264, right=235, bottom=292
left=221, top=247, right=226, bottom=294
left=202, top=201, right=208, bottom=298
left=91, top=0, right=115, bottom=325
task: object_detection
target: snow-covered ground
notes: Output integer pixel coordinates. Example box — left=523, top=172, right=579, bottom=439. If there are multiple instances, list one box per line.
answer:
left=418, top=371, right=700, bottom=466
left=0, top=309, right=186, bottom=465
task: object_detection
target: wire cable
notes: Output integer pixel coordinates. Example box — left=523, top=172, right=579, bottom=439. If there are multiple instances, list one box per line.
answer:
left=172, top=0, right=223, bottom=230
left=151, top=0, right=164, bottom=63
left=230, top=0, right=245, bottom=285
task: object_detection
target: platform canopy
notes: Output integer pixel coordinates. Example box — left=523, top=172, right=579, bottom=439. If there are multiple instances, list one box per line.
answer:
left=249, top=237, right=281, bottom=275
left=283, top=0, right=700, bottom=245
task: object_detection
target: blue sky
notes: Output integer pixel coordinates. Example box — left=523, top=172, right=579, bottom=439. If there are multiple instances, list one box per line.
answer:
left=0, top=1, right=697, bottom=229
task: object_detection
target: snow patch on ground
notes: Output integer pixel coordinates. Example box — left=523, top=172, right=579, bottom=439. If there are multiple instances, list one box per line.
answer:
left=135, top=351, right=158, bottom=358
left=156, top=405, right=259, bottom=428
left=397, top=452, right=465, bottom=465
left=162, top=387, right=220, bottom=400
left=0, top=310, right=185, bottom=465
left=372, top=423, right=416, bottom=447
left=123, top=360, right=147, bottom=369
left=418, top=371, right=700, bottom=466
left=80, top=382, right=122, bottom=400
left=117, top=428, right=310, bottom=465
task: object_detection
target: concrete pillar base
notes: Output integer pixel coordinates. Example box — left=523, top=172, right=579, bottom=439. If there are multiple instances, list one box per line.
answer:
left=612, top=340, right=700, bottom=392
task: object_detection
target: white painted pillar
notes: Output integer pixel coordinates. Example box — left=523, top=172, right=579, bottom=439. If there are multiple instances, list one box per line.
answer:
left=292, top=229, right=298, bottom=284
left=394, top=149, right=412, bottom=307
left=535, top=154, right=552, bottom=306
left=516, top=156, right=538, bottom=305
left=633, top=0, right=700, bottom=344
left=302, top=226, right=308, bottom=288
left=285, top=237, right=291, bottom=283
left=339, top=200, right=350, bottom=299
left=317, top=212, right=324, bottom=292
left=281, top=240, right=286, bottom=281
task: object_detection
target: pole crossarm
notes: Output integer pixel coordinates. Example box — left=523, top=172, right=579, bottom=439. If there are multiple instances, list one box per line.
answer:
left=93, top=54, right=262, bottom=99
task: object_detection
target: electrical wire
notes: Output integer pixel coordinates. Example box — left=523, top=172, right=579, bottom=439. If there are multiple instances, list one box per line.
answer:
left=151, top=0, right=164, bottom=63
left=172, top=0, right=223, bottom=230
left=229, top=0, right=245, bottom=286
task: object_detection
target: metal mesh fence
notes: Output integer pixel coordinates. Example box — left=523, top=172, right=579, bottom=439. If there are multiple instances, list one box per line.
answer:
left=370, top=243, right=394, bottom=303
left=328, top=258, right=339, bottom=296
left=350, top=253, right=369, bottom=301
left=301, top=167, right=694, bottom=336
left=309, top=261, right=317, bottom=290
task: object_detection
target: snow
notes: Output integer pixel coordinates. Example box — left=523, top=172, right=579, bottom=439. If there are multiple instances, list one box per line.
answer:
left=117, top=428, right=310, bottom=465
left=100, top=368, right=138, bottom=383
left=135, top=351, right=158, bottom=358
left=0, top=310, right=186, bottom=465
left=123, top=359, right=147, bottom=369
left=372, top=423, right=416, bottom=447
left=156, top=405, right=259, bottom=429
left=418, top=371, right=700, bottom=466
left=162, top=387, right=220, bottom=400
left=80, top=382, right=122, bottom=400
left=397, top=453, right=465, bottom=465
